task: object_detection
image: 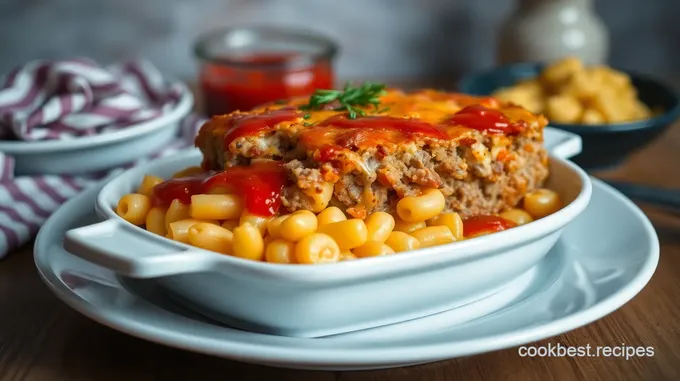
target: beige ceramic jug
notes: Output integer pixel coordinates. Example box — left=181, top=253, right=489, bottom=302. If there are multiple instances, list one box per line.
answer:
left=497, top=0, right=609, bottom=65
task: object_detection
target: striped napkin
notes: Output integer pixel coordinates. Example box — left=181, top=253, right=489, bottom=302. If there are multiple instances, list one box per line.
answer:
left=0, top=59, right=206, bottom=258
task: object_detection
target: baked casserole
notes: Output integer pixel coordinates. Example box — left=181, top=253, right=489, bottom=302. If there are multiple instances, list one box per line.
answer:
left=195, top=87, right=549, bottom=219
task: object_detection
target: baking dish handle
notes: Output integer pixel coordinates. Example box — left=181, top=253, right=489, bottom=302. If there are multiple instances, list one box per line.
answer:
left=543, top=127, right=582, bottom=159
left=63, top=219, right=217, bottom=278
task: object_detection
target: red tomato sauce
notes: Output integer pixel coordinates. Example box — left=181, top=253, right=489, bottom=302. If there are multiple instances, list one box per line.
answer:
left=301, top=115, right=450, bottom=157
left=315, top=144, right=343, bottom=162
left=463, top=215, right=517, bottom=237
left=151, top=161, right=287, bottom=216
left=319, top=115, right=449, bottom=139
left=223, top=108, right=302, bottom=147
left=449, top=105, right=526, bottom=135
left=199, top=53, right=334, bottom=116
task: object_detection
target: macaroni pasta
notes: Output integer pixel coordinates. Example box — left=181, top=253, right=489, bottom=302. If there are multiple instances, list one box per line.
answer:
left=115, top=169, right=563, bottom=265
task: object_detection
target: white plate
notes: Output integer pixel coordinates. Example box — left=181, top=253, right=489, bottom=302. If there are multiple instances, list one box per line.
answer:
left=0, top=82, right=193, bottom=175
left=34, top=174, right=658, bottom=370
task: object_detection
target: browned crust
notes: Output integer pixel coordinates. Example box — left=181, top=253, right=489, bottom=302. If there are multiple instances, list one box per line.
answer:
left=195, top=89, right=549, bottom=218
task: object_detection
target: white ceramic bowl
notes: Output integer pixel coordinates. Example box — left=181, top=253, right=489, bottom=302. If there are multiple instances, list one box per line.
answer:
left=0, top=82, right=193, bottom=176
left=62, top=138, right=591, bottom=338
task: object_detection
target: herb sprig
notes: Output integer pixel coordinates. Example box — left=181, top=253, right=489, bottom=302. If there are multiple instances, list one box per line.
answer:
left=299, top=82, right=387, bottom=119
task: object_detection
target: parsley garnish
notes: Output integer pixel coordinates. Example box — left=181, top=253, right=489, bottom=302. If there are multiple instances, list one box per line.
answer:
left=299, top=82, right=387, bottom=119
left=303, top=113, right=311, bottom=119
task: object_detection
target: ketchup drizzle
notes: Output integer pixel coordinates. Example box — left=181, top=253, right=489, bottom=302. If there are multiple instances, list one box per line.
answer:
left=317, top=114, right=449, bottom=140
left=449, top=105, right=525, bottom=135
left=152, top=161, right=287, bottom=216
left=223, top=108, right=302, bottom=147
left=463, top=215, right=517, bottom=237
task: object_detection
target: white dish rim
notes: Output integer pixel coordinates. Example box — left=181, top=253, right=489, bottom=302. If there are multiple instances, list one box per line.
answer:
left=0, top=81, right=194, bottom=153
left=88, top=149, right=593, bottom=279
left=34, top=177, right=659, bottom=367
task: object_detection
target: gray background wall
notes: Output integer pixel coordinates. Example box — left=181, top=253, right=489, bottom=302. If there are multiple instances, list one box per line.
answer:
left=0, top=0, right=678, bottom=84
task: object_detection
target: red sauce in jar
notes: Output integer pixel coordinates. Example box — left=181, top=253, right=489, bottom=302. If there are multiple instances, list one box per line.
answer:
left=463, top=215, right=517, bottom=237
left=449, top=105, right=525, bottom=135
left=223, top=108, right=302, bottom=147
left=199, top=53, right=334, bottom=116
left=152, top=161, right=287, bottom=216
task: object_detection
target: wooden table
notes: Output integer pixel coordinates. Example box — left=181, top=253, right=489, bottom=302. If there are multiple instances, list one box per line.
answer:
left=1, top=123, right=679, bottom=381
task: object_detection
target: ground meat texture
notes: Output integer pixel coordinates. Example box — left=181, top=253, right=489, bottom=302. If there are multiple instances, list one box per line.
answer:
left=194, top=89, right=550, bottom=219
left=221, top=133, right=547, bottom=218
left=283, top=138, right=546, bottom=218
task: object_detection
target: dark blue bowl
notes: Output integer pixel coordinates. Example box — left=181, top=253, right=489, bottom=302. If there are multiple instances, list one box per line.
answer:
left=458, top=63, right=680, bottom=170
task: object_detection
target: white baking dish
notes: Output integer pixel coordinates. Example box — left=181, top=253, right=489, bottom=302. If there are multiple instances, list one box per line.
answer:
left=0, top=82, right=193, bottom=176
left=62, top=130, right=591, bottom=338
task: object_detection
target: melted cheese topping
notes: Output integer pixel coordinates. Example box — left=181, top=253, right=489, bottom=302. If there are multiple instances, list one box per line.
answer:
left=196, top=88, right=547, bottom=158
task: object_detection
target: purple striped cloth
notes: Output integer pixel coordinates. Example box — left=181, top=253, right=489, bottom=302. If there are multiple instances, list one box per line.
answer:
left=0, top=59, right=206, bottom=258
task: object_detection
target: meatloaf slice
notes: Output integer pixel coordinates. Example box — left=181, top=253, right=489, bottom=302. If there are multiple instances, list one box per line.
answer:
left=195, top=89, right=549, bottom=218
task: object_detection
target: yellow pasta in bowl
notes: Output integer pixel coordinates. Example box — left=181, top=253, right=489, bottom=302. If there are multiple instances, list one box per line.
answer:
left=106, top=87, right=580, bottom=265
left=492, top=57, right=656, bottom=125
left=112, top=167, right=568, bottom=265
left=60, top=83, right=598, bottom=337
left=63, top=139, right=592, bottom=337
left=457, top=57, right=680, bottom=168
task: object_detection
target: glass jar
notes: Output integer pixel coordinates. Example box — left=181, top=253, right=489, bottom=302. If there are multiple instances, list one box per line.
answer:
left=194, top=27, right=338, bottom=116
left=497, top=0, right=609, bottom=65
